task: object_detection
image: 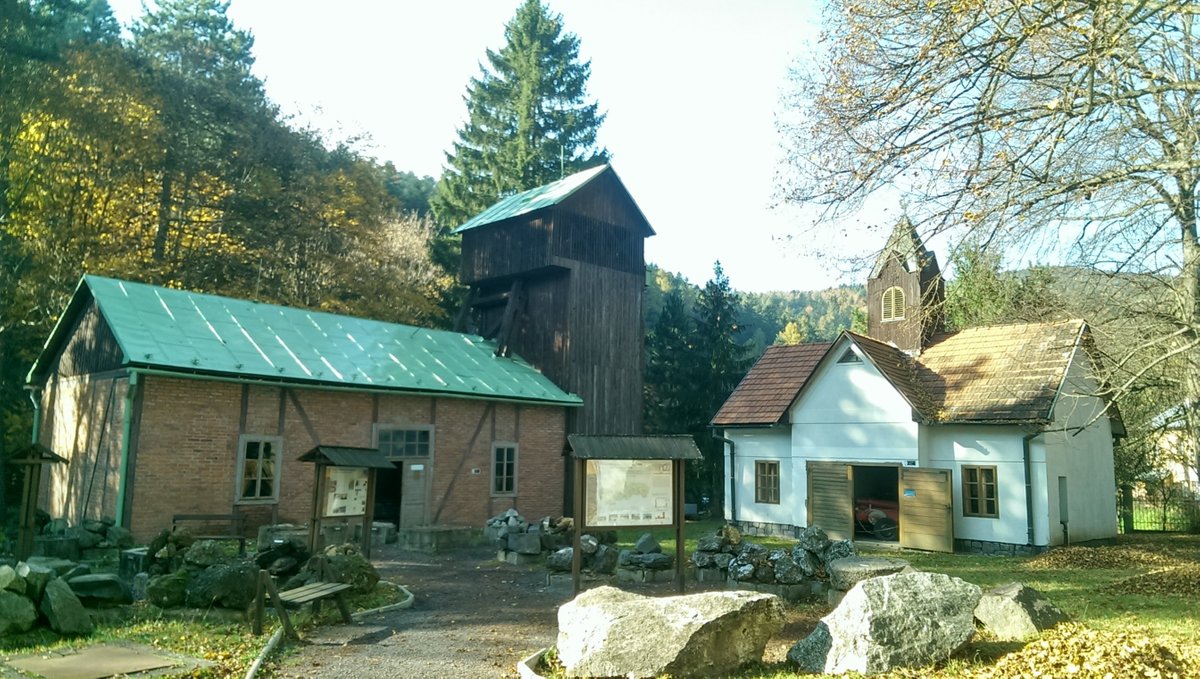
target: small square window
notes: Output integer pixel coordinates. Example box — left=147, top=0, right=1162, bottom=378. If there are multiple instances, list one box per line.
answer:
left=962, top=465, right=998, bottom=518
left=755, top=461, right=780, bottom=504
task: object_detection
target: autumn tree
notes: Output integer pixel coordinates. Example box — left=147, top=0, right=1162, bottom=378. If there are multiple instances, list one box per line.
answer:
left=782, top=1, right=1200, bottom=472
left=775, top=318, right=811, bottom=345
left=431, top=0, right=608, bottom=231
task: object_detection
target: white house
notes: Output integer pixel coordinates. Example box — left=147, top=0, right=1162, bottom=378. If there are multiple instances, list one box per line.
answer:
left=712, top=222, right=1123, bottom=553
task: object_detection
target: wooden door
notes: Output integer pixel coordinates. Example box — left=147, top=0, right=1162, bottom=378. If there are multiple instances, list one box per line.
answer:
left=807, top=462, right=853, bottom=540
left=399, top=461, right=430, bottom=528
left=899, top=467, right=953, bottom=552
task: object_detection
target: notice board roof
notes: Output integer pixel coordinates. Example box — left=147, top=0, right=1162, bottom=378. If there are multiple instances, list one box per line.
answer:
left=297, top=446, right=394, bottom=469
left=567, top=435, right=702, bottom=460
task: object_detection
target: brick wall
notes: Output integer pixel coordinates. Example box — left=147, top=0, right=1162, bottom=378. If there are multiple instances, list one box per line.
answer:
left=122, top=375, right=567, bottom=542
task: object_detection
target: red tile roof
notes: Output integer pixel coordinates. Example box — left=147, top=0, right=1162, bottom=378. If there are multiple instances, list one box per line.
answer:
left=711, top=342, right=832, bottom=426
left=712, top=320, right=1088, bottom=427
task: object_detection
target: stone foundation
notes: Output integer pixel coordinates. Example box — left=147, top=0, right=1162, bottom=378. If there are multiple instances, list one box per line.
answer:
left=953, top=539, right=1044, bottom=556
left=730, top=520, right=798, bottom=538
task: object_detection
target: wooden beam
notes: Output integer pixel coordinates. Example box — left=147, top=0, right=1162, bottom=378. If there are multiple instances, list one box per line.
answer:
left=494, top=279, right=524, bottom=357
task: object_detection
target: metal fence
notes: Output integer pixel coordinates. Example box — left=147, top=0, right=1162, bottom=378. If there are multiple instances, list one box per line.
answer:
left=1121, top=497, right=1200, bottom=533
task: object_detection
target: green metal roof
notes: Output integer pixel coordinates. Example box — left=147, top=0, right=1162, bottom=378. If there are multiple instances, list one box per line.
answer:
left=567, top=435, right=702, bottom=460
left=30, top=276, right=582, bottom=407
left=453, top=164, right=610, bottom=233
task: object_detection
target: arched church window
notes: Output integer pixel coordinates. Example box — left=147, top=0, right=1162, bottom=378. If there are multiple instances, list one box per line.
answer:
left=881, top=286, right=905, bottom=322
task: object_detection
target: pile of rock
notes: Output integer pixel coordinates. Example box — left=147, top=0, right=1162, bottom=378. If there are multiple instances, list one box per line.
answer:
left=0, top=556, right=131, bottom=637
left=545, top=532, right=674, bottom=582
left=545, top=532, right=621, bottom=575
left=485, top=510, right=573, bottom=565
left=691, top=524, right=915, bottom=603
left=34, top=517, right=135, bottom=562
left=143, top=530, right=377, bottom=611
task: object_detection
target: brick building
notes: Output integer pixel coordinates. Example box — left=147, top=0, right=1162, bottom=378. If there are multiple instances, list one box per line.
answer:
left=27, top=276, right=580, bottom=542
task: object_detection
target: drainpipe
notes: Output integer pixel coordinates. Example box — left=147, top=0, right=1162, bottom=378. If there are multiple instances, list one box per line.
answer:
left=711, top=432, right=736, bottom=523
left=25, top=385, right=41, bottom=444
left=115, top=369, right=139, bottom=529
left=1022, top=432, right=1037, bottom=548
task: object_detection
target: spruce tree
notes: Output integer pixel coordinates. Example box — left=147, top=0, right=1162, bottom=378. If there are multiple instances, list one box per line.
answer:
left=431, top=0, right=608, bottom=230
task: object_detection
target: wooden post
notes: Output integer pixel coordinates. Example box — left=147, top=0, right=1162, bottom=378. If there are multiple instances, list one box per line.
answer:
left=571, top=457, right=584, bottom=596
left=674, top=459, right=685, bottom=594
left=363, top=468, right=377, bottom=559
left=253, top=570, right=266, bottom=635
left=309, top=464, right=322, bottom=554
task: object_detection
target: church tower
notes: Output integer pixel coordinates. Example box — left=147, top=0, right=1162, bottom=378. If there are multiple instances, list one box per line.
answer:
left=866, top=218, right=944, bottom=354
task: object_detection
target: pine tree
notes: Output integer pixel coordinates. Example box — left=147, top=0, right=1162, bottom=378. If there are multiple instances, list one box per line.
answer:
left=693, top=261, right=753, bottom=512
left=431, top=0, right=608, bottom=231
left=644, top=290, right=703, bottom=435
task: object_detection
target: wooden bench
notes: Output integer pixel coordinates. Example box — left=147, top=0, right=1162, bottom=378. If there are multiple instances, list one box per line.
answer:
left=253, top=557, right=352, bottom=638
left=172, top=513, right=247, bottom=555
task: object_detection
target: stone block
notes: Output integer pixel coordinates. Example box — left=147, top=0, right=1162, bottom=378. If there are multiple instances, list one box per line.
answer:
left=119, top=547, right=150, bottom=581
left=507, top=532, right=543, bottom=555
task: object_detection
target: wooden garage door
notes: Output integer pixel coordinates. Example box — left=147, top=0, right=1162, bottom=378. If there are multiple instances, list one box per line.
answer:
left=807, top=462, right=853, bottom=540
left=899, top=467, right=953, bottom=552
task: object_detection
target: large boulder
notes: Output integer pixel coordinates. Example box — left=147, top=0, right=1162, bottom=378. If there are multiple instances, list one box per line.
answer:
left=25, top=556, right=76, bottom=576
left=822, top=539, right=856, bottom=565
left=183, top=540, right=231, bottom=568
left=0, top=565, right=25, bottom=595
left=68, top=573, right=132, bottom=604
left=796, top=525, right=831, bottom=555
left=591, top=544, right=619, bottom=575
left=788, top=571, right=981, bottom=675
left=546, top=547, right=573, bottom=572
left=0, top=590, right=38, bottom=635
left=105, top=525, right=136, bottom=549
left=557, top=586, right=784, bottom=678
left=40, top=578, right=94, bottom=635
left=147, top=571, right=189, bottom=608
left=16, top=562, right=55, bottom=601
left=65, top=526, right=102, bottom=549
left=974, top=582, right=1068, bottom=640
left=186, top=562, right=258, bottom=609
left=827, top=556, right=910, bottom=591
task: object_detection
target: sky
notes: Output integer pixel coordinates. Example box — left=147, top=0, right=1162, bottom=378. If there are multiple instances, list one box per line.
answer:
left=107, top=1, right=894, bottom=292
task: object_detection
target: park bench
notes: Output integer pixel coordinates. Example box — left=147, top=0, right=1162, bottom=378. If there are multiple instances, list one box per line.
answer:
left=172, top=512, right=248, bottom=555
left=253, top=556, right=352, bottom=638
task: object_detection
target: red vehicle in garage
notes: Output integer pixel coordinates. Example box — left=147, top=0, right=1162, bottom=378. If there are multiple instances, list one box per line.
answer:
left=855, top=498, right=899, bottom=541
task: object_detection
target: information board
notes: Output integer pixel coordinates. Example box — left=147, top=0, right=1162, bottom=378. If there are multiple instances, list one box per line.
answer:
left=585, top=459, right=673, bottom=527
left=322, top=466, right=369, bottom=517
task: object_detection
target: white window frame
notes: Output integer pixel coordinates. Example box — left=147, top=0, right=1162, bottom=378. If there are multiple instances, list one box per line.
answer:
left=236, top=435, right=283, bottom=504
left=375, top=425, right=435, bottom=459
left=881, top=286, right=906, bottom=322
left=491, top=442, right=518, bottom=497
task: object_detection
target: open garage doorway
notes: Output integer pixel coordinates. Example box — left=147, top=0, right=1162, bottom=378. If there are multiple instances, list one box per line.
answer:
left=853, top=465, right=900, bottom=542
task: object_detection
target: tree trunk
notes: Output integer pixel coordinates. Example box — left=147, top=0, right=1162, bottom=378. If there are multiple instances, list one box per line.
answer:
left=153, top=152, right=175, bottom=262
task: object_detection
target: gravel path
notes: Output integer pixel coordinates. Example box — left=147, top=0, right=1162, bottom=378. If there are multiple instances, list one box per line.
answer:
left=273, top=544, right=567, bottom=679
left=272, top=543, right=819, bottom=678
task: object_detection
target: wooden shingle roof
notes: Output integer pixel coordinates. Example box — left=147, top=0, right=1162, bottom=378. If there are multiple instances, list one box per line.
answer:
left=712, top=319, right=1091, bottom=427
left=917, top=319, right=1085, bottom=423
left=711, top=342, right=832, bottom=426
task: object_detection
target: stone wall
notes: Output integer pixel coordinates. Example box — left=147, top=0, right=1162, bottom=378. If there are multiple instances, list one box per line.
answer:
left=954, top=538, right=1045, bottom=556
